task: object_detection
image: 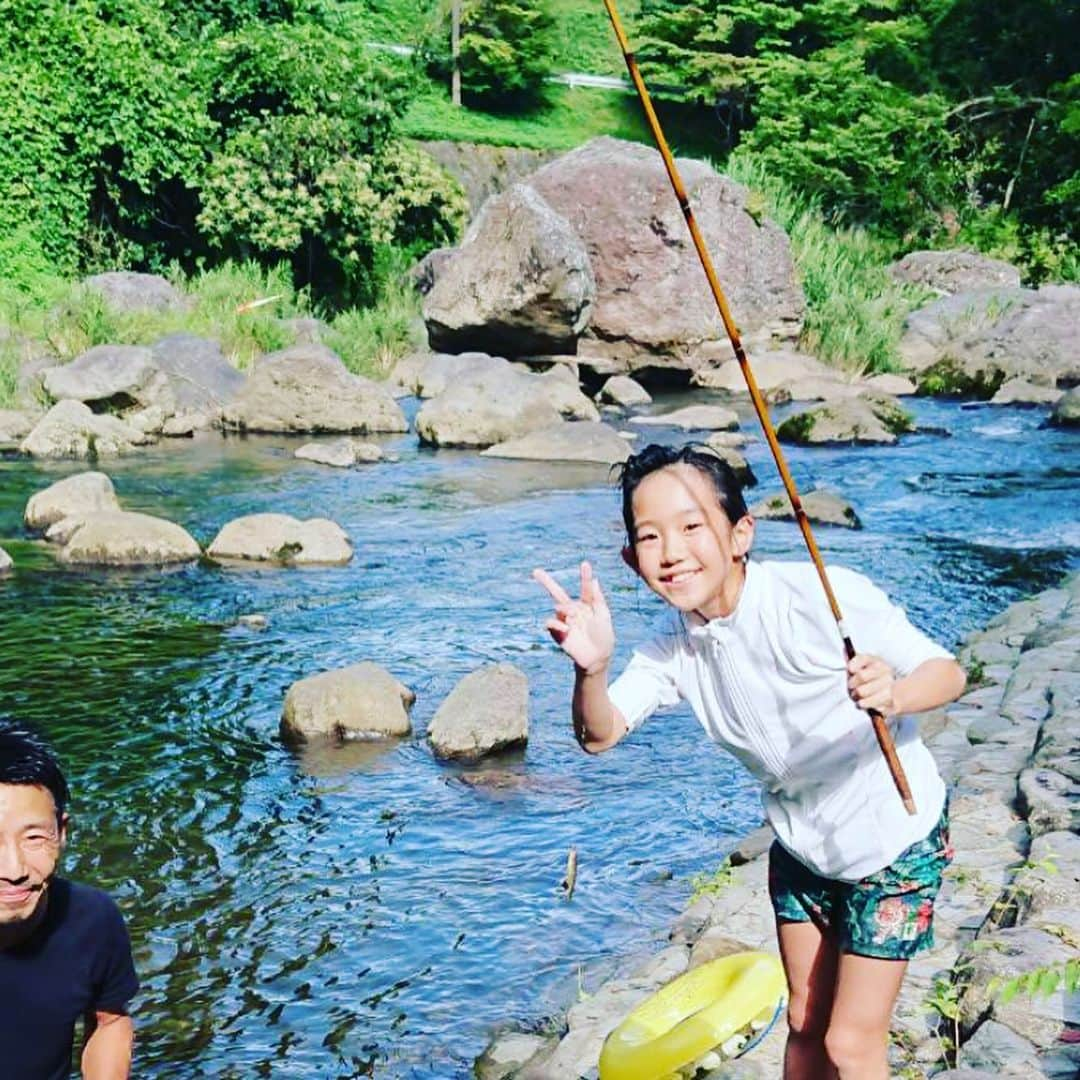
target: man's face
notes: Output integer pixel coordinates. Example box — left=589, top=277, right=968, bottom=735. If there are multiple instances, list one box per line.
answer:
left=0, top=784, right=66, bottom=925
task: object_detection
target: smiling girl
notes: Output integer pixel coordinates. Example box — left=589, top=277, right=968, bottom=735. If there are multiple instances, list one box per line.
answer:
left=534, top=443, right=966, bottom=1080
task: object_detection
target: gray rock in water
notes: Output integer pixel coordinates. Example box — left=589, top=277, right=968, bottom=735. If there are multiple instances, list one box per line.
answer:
left=220, top=344, right=407, bottom=434
left=151, top=334, right=245, bottom=413
left=704, top=444, right=756, bottom=487
left=424, top=183, right=595, bottom=355
left=901, top=285, right=1080, bottom=393
left=428, top=663, right=528, bottom=761
left=777, top=396, right=913, bottom=446
left=280, top=662, right=414, bottom=744
left=475, top=1032, right=559, bottom=1080
left=482, top=421, right=631, bottom=465
left=1049, top=386, right=1080, bottom=427
left=889, top=250, right=1022, bottom=294
left=208, top=513, right=353, bottom=566
left=751, top=488, right=862, bottom=529
left=633, top=404, right=739, bottom=431
left=24, top=471, right=120, bottom=531
left=415, top=366, right=562, bottom=448
left=57, top=510, right=200, bottom=566
left=20, top=400, right=153, bottom=458
left=530, top=138, right=805, bottom=371
left=0, top=546, right=12, bottom=575
left=536, top=366, right=600, bottom=421
left=406, top=351, right=508, bottom=399
left=692, top=351, right=833, bottom=393
left=294, top=438, right=383, bottom=468
left=599, top=375, right=651, bottom=407
left=989, top=378, right=1063, bottom=406
left=42, top=344, right=176, bottom=416
left=83, top=271, right=189, bottom=314
left=0, top=409, right=43, bottom=446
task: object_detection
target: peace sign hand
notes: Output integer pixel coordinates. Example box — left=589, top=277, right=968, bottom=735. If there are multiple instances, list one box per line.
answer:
left=533, top=561, right=615, bottom=676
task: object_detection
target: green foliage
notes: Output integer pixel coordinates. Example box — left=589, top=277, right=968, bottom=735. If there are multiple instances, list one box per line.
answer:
left=688, top=857, right=737, bottom=902
left=725, top=153, right=928, bottom=372
left=456, top=0, right=558, bottom=110
left=991, top=957, right=1080, bottom=1005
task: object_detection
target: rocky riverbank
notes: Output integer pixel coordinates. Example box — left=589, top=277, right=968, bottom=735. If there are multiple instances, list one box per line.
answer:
left=477, top=573, right=1080, bottom=1079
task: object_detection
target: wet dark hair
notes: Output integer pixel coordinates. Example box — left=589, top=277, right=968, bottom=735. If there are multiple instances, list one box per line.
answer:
left=617, top=443, right=749, bottom=540
left=0, top=722, right=69, bottom=821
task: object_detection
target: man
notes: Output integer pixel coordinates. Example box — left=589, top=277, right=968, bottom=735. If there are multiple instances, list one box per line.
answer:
left=0, top=722, right=138, bottom=1078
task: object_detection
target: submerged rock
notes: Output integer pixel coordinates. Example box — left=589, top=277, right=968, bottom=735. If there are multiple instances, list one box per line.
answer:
left=57, top=510, right=200, bottom=566
left=208, top=513, right=352, bottom=566
left=294, top=439, right=383, bottom=467
left=750, top=488, right=862, bottom=529
left=428, top=663, right=528, bottom=761
left=633, top=404, right=739, bottom=432
left=280, top=662, right=415, bottom=743
left=481, top=421, right=631, bottom=465
left=24, top=471, right=120, bottom=532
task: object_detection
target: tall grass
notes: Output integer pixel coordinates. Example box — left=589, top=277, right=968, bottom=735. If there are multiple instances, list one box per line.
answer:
left=0, top=251, right=425, bottom=408
left=725, top=153, right=931, bottom=374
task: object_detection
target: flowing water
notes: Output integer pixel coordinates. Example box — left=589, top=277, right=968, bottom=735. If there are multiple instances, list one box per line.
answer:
left=0, top=394, right=1076, bottom=1077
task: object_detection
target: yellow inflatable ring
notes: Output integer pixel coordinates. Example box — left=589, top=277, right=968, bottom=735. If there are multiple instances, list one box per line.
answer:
left=599, top=951, right=787, bottom=1080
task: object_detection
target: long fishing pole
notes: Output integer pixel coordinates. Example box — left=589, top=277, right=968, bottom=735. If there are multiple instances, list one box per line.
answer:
left=600, top=0, right=917, bottom=815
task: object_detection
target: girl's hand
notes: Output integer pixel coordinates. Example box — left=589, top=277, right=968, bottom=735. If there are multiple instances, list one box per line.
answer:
left=847, top=653, right=898, bottom=716
left=533, top=562, right=615, bottom=676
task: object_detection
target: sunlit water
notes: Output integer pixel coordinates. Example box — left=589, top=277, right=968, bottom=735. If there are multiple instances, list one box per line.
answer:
left=0, top=393, right=1076, bottom=1077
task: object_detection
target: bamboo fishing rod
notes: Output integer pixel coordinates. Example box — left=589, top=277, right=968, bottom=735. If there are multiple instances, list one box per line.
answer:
left=600, top=0, right=917, bottom=815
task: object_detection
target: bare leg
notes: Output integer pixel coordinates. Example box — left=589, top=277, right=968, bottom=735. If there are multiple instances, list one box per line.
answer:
left=777, top=920, right=839, bottom=1080
left=824, top=952, right=908, bottom=1080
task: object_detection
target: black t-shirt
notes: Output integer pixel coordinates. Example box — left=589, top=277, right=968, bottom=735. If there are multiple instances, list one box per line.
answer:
left=0, top=878, right=139, bottom=1079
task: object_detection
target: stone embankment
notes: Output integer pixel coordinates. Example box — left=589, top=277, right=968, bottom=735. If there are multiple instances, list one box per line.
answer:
left=477, top=573, right=1080, bottom=1079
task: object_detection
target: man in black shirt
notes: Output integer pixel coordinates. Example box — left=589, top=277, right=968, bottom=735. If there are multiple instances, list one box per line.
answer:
left=0, top=723, right=138, bottom=1078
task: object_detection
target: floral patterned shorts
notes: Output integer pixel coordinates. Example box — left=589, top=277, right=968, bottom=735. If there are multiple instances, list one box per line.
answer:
left=768, top=806, right=953, bottom=960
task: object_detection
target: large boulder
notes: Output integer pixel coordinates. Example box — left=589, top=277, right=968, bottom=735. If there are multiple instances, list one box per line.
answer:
left=481, top=421, right=631, bottom=464
left=19, top=400, right=153, bottom=458
left=415, top=366, right=562, bottom=448
left=24, top=471, right=120, bottom=531
left=529, top=138, right=805, bottom=371
left=280, top=662, right=415, bottom=744
left=208, top=513, right=353, bottom=566
left=57, top=511, right=200, bottom=566
left=220, top=345, right=407, bottom=434
left=423, top=183, right=595, bottom=356
left=83, top=271, right=188, bottom=314
left=150, top=334, right=245, bottom=413
left=888, top=250, right=1022, bottom=295
left=900, top=285, right=1080, bottom=393
left=777, top=396, right=913, bottom=445
left=428, top=663, right=529, bottom=761
left=989, top=378, right=1063, bottom=406
left=41, top=345, right=175, bottom=415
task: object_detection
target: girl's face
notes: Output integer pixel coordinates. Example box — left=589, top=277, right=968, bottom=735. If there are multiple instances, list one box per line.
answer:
left=626, top=464, right=754, bottom=620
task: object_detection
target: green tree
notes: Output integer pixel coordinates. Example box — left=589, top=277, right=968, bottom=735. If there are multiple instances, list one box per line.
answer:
left=458, top=0, right=557, bottom=109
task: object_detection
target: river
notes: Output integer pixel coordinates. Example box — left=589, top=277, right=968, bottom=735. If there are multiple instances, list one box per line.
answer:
left=0, top=393, right=1076, bottom=1077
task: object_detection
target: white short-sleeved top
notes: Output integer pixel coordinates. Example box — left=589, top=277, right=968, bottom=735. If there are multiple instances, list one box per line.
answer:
left=607, top=559, right=952, bottom=881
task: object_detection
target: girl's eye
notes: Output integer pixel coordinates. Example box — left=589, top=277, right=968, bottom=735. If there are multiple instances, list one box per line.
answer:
left=684, top=522, right=702, bottom=532
left=636, top=533, right=658, bottom=543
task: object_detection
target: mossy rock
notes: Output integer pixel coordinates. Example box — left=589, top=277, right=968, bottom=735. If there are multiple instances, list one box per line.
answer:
left=776, top=396, right=913, bottom=446
left=915, top=354, right=1009, bottom=399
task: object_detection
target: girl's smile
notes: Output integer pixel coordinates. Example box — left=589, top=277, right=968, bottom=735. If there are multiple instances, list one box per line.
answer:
left=627, top=463, right=754, bottom=620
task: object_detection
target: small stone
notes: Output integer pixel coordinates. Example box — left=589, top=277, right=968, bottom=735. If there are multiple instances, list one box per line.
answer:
left=598, top=375, right=651, bottom=407
left=294, top=438, right=383, bottom=468
left=750, top=488, right=862, bottom=529
left=428, top=663, right=528, bottom=761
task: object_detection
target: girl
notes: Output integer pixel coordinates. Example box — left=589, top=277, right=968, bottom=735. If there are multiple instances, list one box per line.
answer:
left=533, top=443, right=966, bottom=1080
